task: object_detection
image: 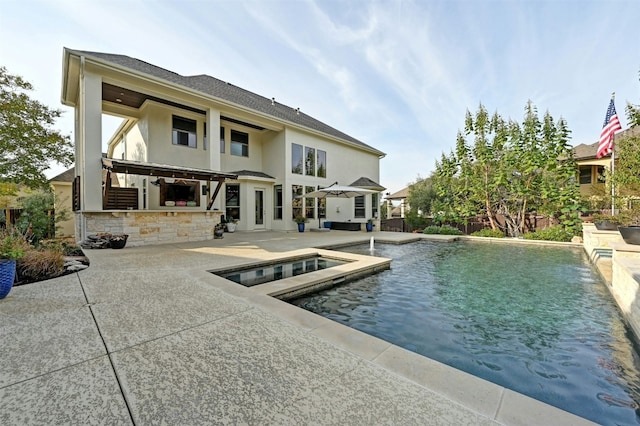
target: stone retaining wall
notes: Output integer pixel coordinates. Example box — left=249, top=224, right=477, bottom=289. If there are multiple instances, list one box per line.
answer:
left=80, top=210, right=223, bottom=247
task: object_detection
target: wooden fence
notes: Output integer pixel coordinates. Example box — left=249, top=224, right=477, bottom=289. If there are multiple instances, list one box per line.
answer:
left=381, top=214, right=559, bottom=235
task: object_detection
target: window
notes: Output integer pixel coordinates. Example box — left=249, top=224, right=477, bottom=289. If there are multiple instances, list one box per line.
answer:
left=220, top=127, right=225, bottom=153
left=225, top=184, right=240, bottom=221
left=230, top=130, right=248, bottom=157
left=292, top=143, right=303, bottom=174
left=172, top=116, right=197, bottom=148
left=354, top=195, right=365, bottom=218
left=371, top=193, right=378, bottom=219
left=274, top=185, right=283, bottom=220
left=203, top=124, right=207, bottom=150
left=305, top=186, right=315, bottom=219
left=317, top=150, right=326, bottom=178
left=292, top=185, right=303, bottom=219
left=579, top=166, right=592, bottom=185
left=160, top=179, right=200, bottom=206
left=305, top=147, right=315, bottom=176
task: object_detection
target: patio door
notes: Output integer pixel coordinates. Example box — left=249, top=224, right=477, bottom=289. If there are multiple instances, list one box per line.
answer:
left=255, top=189, right=265, bottom=228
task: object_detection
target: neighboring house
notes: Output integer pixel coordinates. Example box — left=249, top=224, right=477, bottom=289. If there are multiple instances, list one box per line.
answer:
left=49, top=168, right=75, bottom=237
left=384, top=187, right=409, bottom=218
left=61, top=48, right=386, bottom=246
left=573, top=126, right=640, bottom=198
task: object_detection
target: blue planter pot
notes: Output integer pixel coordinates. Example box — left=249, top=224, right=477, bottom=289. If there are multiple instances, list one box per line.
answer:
left=366, top=223, right=373, bottom=232
left=0, top=259, right=17, bottom=299
left=297, top=223, right=305, bottom=232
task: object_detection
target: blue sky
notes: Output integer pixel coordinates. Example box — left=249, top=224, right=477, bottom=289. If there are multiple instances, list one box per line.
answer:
left=2, top=0, right=639, bottom=193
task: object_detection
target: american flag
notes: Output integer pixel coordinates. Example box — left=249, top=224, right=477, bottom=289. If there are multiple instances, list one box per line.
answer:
left=596, top=97, right=622, bottom=158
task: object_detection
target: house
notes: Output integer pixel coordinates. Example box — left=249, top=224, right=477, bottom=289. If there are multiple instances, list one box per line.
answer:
left=61, top=48, right=386, bottom=246
left=384, top=187, right=409, bottom=218
left=49, top=168, right=76, bottom=237
left=573, top=126, right=640, bottom=200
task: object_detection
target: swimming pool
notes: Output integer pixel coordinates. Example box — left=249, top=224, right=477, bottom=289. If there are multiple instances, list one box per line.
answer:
left=290, top=240, right=640, bottom=425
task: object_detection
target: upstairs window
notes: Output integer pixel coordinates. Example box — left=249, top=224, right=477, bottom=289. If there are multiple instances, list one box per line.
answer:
left=292, top=143, right=303, bottom=174
left=220, top=127, right=226, bottom=153
left=305, top=147, right=315, bottom=176
left=231, top=130, right=249, bottom=157
left=317, top=150, right=326, bottom=178
left=172, top=116, right=197, bottom=148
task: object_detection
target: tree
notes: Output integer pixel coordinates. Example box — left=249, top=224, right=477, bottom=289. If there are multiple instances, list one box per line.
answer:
left=0, top=67, right=73, bottom=191
left=406, top=176, right=436, bottom=215
left=15, top=191, right=58, bottom=243
left=431, top=102, right=580, bottom=237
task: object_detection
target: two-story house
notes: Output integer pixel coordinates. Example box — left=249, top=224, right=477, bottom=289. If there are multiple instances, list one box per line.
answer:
left=61, top=48, right=385, bottom=246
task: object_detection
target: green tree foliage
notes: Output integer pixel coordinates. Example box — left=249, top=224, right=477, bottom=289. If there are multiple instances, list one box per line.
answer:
left=406, top=176, right=436, bottom=215
left=431, top=102, right=580, bottom=237
left=612, top=133, right=640, bottom=196
left=15, top=191, right=66, bottom=243
left=0, top=67, right=73, bottom=191
left=626, top=69, right=640, bottom=127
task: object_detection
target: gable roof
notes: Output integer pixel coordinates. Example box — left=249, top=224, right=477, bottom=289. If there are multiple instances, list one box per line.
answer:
left=573, top=126, right=640, bottom=160
left=349, top=177, right=385, bottom=191
left=386, top=187, right=409, bottom=200
left=49, top=167, right=75, bottom=183
left=63, top=49, right=385, bottom=157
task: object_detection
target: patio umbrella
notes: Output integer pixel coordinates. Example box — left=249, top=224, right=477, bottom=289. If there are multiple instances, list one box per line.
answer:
left=298, top=184, right=377, bottom=228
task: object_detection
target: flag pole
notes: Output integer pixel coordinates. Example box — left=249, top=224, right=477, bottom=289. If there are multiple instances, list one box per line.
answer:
left=611, top=147, right=615, bottom=215
left=611, top=92, right=616, bottom=216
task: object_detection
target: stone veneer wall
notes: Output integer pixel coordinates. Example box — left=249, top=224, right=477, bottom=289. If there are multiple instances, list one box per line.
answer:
left=583, top=223, right=640, bottom=342
left=611, top=247, right=640, bottom=341
left=82, top=211, right=223, bottom=247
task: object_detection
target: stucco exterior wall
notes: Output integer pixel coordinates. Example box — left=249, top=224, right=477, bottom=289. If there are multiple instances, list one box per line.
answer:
left=52, top=183, right=75, bottom=237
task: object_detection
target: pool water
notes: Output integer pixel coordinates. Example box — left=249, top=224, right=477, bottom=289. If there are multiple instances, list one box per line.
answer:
left=213, top=256, right=345, bottom=287
left=290, top=241, right=640, bottom=425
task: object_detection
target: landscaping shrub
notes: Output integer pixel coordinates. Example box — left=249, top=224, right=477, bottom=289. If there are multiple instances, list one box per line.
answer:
left=471, top=228, right=505, bottom=238
left=39, top=237, right=84, bottom=256
left=423, top=225, right=463, bottom=235
left=17, top=247, right=65, bottom=283
left=523, top=225, right=574, bottom=242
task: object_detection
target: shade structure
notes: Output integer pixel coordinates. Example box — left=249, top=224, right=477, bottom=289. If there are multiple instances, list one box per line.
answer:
left=298, top=184, right=378, bottom=228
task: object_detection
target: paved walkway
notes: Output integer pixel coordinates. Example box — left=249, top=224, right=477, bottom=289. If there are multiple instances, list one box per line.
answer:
left=0, top=231, right=594, bottom=425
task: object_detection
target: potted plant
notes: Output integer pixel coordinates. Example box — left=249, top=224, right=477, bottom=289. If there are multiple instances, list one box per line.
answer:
left=366, top=218, right=374, bottom=232
left=617, top=203, right=640, bottom=245
left=294, top=215, right=308, bottom=232
left=225, top=217, right=238, bottom=233
left=109, top=234, right=129, bottom=249
left=592, top=212, right=623, bottom=231
left=0, top=229, right=28, bottom=299
left=214, top=223, right=225, bottom=239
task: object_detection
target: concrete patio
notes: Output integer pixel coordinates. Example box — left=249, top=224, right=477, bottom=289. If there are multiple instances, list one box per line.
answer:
left=0, top=231, right=595, bottom=425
